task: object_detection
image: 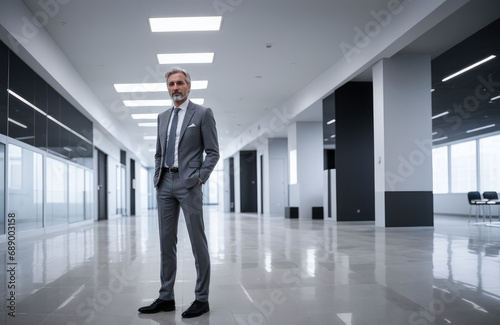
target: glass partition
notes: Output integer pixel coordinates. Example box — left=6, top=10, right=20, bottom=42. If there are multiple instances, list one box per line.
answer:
left=68, top=165, right=85, bottom=223
left=8, top=144, right=43, bottom=231
left=46, top=157, right=68, bottom=226
left=84, top=169, right=93, bottom=220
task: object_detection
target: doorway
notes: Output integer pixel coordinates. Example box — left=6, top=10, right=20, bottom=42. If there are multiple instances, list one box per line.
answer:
left=97, top=148, right=108, bottom=220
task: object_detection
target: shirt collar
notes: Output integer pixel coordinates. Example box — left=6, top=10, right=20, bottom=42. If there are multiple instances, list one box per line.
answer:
left=175, top=99, right=189, bottom=111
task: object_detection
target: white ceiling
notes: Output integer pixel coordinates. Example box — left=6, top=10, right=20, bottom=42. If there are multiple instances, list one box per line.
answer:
left=12, top=0, right=500, bottom=166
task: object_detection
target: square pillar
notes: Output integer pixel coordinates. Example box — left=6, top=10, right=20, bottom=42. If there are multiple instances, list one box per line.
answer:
left=373, top=54, right=434, bottom=227
left=287, top=122, right=323, bottom=219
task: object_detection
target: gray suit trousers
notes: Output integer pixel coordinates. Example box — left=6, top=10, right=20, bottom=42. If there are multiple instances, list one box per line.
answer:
left=156, top=172, right=210, bottom=302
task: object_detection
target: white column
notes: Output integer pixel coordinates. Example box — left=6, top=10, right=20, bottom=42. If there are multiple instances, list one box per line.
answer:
left=287, top=122, right=323, bottom=219
left=373, top=54, right=433, bottom=227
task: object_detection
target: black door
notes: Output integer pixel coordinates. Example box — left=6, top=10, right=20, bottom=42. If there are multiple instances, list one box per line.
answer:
left=97, top=149, right=108, bottom=220
left=229, top=157, right=235, bottom=212
left=260, top=154, right=263, bottom=214
left=240, top=151, right=257, bottom=213
left=130, top=158, right=136, bottom=216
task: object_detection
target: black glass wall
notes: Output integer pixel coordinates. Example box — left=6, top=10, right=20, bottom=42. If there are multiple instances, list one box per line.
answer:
left=0, top=39, right=96, bottom=233
left=0, top=41, right=7, bottom=135
left=0, top=143, right=4, bottom=235
left=0, top=40, right=93, bottom=169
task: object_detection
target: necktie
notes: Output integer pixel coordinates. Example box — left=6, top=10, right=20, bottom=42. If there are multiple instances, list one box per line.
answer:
left=165, top=107, right=180, bottom=167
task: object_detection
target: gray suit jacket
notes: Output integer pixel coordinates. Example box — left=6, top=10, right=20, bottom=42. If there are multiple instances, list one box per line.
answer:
left=154, top=101, right=219, bottom=188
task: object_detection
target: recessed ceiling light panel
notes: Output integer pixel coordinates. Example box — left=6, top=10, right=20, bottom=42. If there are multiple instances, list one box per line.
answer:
left=131, top=113, right=158, bottom=120
left=124, top=100, right=172, bottom=107
left=138, top=122, right=158, bottom=127
left=114, top=80, right=208, bottom=93
left=157, top=53, right=214, bottom=64
left=124, top=98, right=204, bottom=107
left=149, top=16, right=222, bottom=32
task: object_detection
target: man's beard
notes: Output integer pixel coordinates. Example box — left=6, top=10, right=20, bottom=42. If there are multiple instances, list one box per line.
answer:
left=171, top=91, right=187, bottom=101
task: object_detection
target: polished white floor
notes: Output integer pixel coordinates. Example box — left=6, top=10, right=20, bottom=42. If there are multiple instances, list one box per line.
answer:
left=1, top=207, right=500, bottom=325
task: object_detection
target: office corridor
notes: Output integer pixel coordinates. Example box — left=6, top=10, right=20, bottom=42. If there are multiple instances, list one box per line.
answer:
left=1, top=209, right=500, bottom=325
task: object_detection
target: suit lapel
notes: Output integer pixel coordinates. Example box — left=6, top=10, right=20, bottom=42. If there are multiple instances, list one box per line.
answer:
left=179, top=101, right=195, bottom=143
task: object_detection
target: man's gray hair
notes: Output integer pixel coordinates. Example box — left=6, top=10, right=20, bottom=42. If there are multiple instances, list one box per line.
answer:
left=165, top=67, right=191, bottom=84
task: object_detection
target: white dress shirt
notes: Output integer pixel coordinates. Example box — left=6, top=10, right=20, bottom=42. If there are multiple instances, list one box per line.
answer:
left=165, top=99, right=189, bottom=168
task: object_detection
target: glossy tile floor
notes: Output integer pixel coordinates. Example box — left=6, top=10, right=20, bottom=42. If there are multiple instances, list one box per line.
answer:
left=2, top=208, right=500, bottom=325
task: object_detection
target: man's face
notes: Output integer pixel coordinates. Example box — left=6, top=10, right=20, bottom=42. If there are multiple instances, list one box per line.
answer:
left=167, top=72, right=190, bottom=104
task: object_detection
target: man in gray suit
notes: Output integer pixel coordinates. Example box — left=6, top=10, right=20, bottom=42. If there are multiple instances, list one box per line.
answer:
left=138, top=67, right=219, bottom=318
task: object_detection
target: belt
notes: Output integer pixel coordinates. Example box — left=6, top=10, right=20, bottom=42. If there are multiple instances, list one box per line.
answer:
left=164, top=167, right=179, bottom=173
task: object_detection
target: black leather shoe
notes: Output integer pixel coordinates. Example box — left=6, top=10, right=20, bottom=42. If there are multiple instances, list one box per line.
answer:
left=138, top=298, right=175, bottom=314
left=181, top=300, right=209, bottom=318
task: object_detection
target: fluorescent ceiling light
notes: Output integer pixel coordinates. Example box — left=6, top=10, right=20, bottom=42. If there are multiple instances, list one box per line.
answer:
left=191, top=98, right=204, bottom=105
left=114, top=80, right=208, bottom=92
left=8, top=118, right=27, bottom=128
left=432, top=111, right=449, bottom=119
left=158, top=53, right=214, bottom=64
left=442, top=55, right=496, bottom=82
left=432, top=131, right=438, bottom=136
left=432, top=136, right=448, bottom=142
left=8, top=89, right=47, bottom=116
left=149, top=16, right=222, bottom=32
left=330, top=135, right=336, bottom=138
left=144, top=136, right=157, bottom=140
left=124, top=100, right=172, bottom=107
left=124, top=98, right=204, bottom=106
left=326, top=119, right=336, bottom=125
left=115, top=83, right=165, bottom=92
left=63, top=147, right=72, bottom=152
left=466, top=124, right=495, bottom=133
left=490, top=95, right=500, bottom=101
left=190, top=80, right=209, bottom=89
left=131, top=113, right=158, bottom=120
left=138, top=122, right=158, bottom=127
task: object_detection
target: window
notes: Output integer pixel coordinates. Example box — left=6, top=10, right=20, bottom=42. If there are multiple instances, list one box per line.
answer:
left=450, top=141, right=476, bottom=193
left=480, top=134, right=500, bottom=191
left=432, top=146, right=448, bottom=193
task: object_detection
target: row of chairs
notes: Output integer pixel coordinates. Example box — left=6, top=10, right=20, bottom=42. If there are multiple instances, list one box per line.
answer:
left=467, top=191, right=500, bottom=223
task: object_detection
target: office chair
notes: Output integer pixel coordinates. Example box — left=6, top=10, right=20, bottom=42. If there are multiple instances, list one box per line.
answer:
left=483, top=191, right=500, bottom=221
left=467, top=191, right=488, bottom=223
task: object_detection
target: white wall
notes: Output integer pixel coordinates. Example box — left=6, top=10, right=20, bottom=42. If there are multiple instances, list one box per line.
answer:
left=233, top=153, right=241, bottom=213
left=140, top=166, right=149, bottom=213
left=223, top=157, right=231, bottom=212
left=434, top=193, right=470, bottom=216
